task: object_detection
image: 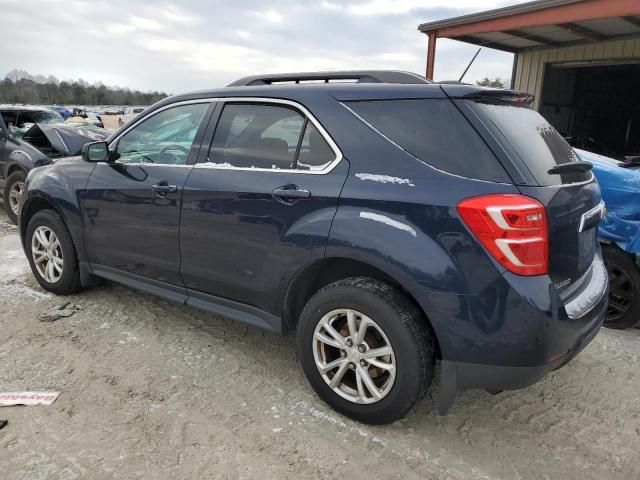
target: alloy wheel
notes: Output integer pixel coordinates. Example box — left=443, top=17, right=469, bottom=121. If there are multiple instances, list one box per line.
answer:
left=9, top=181, right=25, bottom=215
left=312, top=309, right=396, bottom=404
left=31, top=226, right=64, bottom=283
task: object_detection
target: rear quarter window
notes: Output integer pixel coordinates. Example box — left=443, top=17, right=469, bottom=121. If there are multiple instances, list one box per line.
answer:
left=346, top=99, right=509, bottom=183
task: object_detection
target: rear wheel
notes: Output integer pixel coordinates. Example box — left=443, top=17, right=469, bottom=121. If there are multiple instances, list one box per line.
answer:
left=3, top=170, right=27, bottom=224
left=602, top=244, right=640, bottom=330
left=297, top=277, right=435, bottom=424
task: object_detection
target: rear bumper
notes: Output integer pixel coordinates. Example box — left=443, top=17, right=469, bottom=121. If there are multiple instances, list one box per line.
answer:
left=448, top=293, right=605, bottom=391
left=437, top=293, right=605, bottom=414
left=424, top=253, right=608, bottom=414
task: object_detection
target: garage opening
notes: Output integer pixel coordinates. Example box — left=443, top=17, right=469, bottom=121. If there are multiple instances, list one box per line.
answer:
left=540, top=62, right=640, bottom=159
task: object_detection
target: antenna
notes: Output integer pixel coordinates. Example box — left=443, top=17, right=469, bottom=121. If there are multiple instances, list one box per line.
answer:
left=458, top=48, right=481, bottom=83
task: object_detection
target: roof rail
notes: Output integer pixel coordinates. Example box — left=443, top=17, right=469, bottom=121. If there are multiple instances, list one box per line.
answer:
left=227, top=70, right=431, bottom=87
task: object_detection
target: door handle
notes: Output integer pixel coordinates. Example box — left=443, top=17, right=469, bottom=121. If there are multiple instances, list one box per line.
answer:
left=272, top=184, right=311, bottom=202
left=151, top=183, right=178, bottom=195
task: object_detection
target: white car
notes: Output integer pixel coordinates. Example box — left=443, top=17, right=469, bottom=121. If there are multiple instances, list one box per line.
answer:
left=123, top=106, right=146, bottom=124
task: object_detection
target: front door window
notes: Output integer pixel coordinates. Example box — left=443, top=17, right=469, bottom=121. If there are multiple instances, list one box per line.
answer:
left=116, top=103, right=209, bottom=165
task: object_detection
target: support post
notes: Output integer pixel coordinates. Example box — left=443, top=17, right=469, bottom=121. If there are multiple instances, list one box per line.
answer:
left=426, top=32, right=436, bottom=80
left=510, top=52, right=519, bottom=89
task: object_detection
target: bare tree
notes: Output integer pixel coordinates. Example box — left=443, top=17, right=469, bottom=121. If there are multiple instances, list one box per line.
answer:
left=0, top=69, right=168, bottom=106
left=476, top=77, right=509, bottom=88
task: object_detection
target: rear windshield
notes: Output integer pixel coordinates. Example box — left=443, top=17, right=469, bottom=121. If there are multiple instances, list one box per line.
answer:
left=19, top=110, right=63, bottom=126
left=473, top=103, right=592, bottom=185
left=346, top=99, right=509, bottom=183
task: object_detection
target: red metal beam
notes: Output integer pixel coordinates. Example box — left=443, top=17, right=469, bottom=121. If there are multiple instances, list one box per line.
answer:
left=433, top=0, right=640, bottom=39
left=426, top=32, right=436, bottom=80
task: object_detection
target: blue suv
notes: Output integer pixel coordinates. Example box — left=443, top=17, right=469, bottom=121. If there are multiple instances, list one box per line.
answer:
left=18, top=71, right=608, bottom=424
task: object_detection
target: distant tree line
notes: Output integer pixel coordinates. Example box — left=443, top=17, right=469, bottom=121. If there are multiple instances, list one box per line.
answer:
left=0, top=69, right=168, bottom=106
left=476, top=77, right=509, bottom=88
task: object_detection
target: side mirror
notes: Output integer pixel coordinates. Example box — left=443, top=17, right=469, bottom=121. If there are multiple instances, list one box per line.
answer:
left=82, top=141, right=110, bottom=162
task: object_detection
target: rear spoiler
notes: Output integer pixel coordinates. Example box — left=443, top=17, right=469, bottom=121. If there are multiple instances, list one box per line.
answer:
left=228, top=70, right=432, bottom=87
left=440, top=84, right=534, bottom=105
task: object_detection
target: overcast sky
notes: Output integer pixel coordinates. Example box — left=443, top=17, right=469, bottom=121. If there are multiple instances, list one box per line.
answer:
left=1, top=0, right=528, bottom=94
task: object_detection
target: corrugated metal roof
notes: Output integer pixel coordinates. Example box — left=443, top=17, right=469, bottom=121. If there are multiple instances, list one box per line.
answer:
left=418, top=0, right=640, bottom=52
left=418, top=0, right=581, bottom=33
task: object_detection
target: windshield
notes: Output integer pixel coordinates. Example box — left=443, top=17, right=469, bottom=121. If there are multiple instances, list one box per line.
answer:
left=474, top=102, right=592, bottom=185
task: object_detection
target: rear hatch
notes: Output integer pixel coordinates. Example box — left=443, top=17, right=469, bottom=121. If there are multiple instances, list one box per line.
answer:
left=453, top=88, right=603, bottom=292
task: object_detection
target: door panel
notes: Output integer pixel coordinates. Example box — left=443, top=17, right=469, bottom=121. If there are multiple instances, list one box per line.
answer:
left=179, top=99, right=347, bottom=316
left=179, top=160, right=349, bottom=315
left=83, top=101, right=212, bottom=285
left=83, top=163, right=192, bottom=284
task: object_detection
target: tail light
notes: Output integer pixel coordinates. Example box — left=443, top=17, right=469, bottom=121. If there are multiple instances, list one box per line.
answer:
left=457, top=194, right=548, bottom=276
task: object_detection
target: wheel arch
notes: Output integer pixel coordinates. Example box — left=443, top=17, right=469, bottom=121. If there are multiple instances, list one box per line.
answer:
left=6, top=162, right=27, bottom=178
left=282, top=256, right=442, bottom=358
left=5, top=144, right=41, bottom=178
left=19, top=193, right=78, bottom=254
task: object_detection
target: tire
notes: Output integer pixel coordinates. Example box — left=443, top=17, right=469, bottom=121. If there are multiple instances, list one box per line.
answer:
left=296, top=277, right=435, bottom=425
left=25, top=209, right=82, bottom=295
left=602, top=244, right=640, bottom=330
left=3, top=170, right=27, bottom=225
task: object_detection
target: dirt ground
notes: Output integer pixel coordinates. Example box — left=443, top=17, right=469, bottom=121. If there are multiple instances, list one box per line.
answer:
left=0, top=208, right=639, bottom=480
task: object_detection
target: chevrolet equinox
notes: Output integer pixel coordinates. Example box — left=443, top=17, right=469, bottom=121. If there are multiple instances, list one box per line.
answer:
left=18, top=71, right=608, bottom=424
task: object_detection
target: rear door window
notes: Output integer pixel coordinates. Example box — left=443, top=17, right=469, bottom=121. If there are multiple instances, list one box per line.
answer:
left=346, top=99, right=509, bottom=183
left=296, top=122, right=335, bottom=170
left=473, top=103, right=592, bottom=185
left=206, top=103, right=336, bottom=171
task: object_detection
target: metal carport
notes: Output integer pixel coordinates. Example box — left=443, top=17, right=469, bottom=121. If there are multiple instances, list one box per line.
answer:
left=418, top=0, right=640, bottom=157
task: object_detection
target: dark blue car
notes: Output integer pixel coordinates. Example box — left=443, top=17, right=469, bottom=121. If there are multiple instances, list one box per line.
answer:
left=18, top=71, right=608, bottom=424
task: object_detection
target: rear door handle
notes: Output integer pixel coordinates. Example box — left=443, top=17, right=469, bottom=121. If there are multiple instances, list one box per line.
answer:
left=272, top=184, right=311, bottom=202
left=152, top=182, right=178, bottom=195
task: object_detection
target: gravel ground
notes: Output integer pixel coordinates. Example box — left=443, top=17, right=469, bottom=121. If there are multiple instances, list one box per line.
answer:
left=0, top=209, right=639, bottom=480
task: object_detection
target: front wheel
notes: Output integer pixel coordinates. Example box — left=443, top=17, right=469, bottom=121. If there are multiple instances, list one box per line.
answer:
left=603, top=245, right=640, bottom=330
left=297, top=277, right=435, bottom=424
left=25, top=210, right=82, bottom=295
left=3, top=170, right=27, bottom=224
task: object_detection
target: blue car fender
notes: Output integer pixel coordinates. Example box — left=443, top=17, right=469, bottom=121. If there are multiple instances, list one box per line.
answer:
left=576, top=148, right=640, bottom=255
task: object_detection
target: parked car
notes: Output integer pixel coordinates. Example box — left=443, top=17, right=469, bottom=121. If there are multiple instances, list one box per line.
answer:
left=0, top=105, right=63, bottom=131
left=0, top=110, right=108, bottom=223
left=576, top=148, right=640, bottom=329
left=123, top=106, right=146, bottom=124
left=52, top=106, right=73, bottom=120
left=18, top=71, right=607, bottom=424
left=66, top=109, right=104, bottom=129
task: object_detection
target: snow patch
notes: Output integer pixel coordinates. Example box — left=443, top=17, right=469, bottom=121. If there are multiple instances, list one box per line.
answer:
left=1, top=283, right=51, bottom=302
left=118, top=332, right=139, bottom=344
left=0, top=220, right=18, bottom=230
left=355, top=173, right=415, bottom=187
left=197, top=162, right=235, bottom=169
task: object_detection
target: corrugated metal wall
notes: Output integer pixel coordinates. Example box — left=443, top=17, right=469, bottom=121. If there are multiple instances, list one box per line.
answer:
left=513, top=38, right=640, bottom=110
